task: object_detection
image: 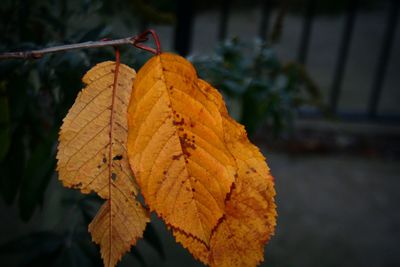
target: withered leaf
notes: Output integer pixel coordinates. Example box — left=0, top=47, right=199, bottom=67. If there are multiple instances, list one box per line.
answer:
left=57, top=61, right=149, bottom=267
left=172, top=79, right=277, bottom=267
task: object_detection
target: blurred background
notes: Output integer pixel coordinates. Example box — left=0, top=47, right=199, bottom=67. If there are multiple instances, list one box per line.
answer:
left=0, top=0, right=399, bottom=266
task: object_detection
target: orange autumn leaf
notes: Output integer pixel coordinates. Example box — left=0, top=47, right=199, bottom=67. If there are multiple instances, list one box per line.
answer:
left=172, top=79, right=277, bottom=267
left=56, top=61, right=149, bottom=267
left=127, top=53, right=236, bottom=244
left=210, top=117, right=277, bottom=267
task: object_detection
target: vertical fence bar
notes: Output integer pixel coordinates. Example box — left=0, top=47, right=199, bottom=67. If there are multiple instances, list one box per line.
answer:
left=259, top=0, right=272, bottom=41
left=368, top=0, right=399, bottom=118
left=218, top=0, right=231, bottom=41
left=174, top=0, right=194, bottom=56
left=329, top=0, right=358, bottom=113
left=297, top=0, right=316, bottom=64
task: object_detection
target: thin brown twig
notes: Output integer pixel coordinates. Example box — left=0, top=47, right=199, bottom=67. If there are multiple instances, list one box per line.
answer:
left=0, top=29, right=161, bottom=60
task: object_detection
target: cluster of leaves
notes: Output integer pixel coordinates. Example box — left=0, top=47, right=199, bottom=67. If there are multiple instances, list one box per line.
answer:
left=193, top=39, right=323, bottom=136
left=0, top=41, right=309, bottom=267
left=0, top=34, right=312, bottom=267
left=0, top=2, right=307, bottom=266
left=55, top=53, right=276, bottom=267
left=127, top=54, right=277, bottom=266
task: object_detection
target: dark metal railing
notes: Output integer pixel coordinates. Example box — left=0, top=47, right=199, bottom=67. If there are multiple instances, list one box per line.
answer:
left=174, top=0, right=194, bottom=56
left=259, top=0, right=272, bottom=41
left=329, top=0, right=358, bottom=114
left=173, top=0, right=400, bottom=124
left=368, top=0, right=400, bottom=119
left=297, top=0, right=316, bottom=65
left=218, top=0, right=231, bottom=41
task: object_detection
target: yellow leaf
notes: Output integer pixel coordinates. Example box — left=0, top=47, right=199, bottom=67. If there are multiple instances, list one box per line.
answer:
left=172, top=79, right=277, bottom=267
left=57, top=61, right=149, bottom=267
left=127, top=53, right=236, bottom=244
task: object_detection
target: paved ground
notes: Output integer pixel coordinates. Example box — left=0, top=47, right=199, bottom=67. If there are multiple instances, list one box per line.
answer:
left=1, top=147, right=399, bottom=266
left=123, top=151, right=400, bottom=267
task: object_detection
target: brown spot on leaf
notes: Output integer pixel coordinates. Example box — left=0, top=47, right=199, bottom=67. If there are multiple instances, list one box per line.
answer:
left=173, top=117, right=185, bottom=126
left=178, top=134, right=196, bottom=159
left=111, top=173, right=117, bottom=181
left=172, top=153, right=184, bottom=160
left=113, top=155, right=123, bottom=161
left=72, top=182, right=82, bottom=189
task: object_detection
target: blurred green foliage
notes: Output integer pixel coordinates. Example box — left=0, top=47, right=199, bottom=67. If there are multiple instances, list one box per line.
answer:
left=193, top=39, right=323, bottom=136
left=0, top=0, right=171, bottom=220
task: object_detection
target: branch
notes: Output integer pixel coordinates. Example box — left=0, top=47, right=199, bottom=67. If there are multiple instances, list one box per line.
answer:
left=0, top=29, right=161, bottom=60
